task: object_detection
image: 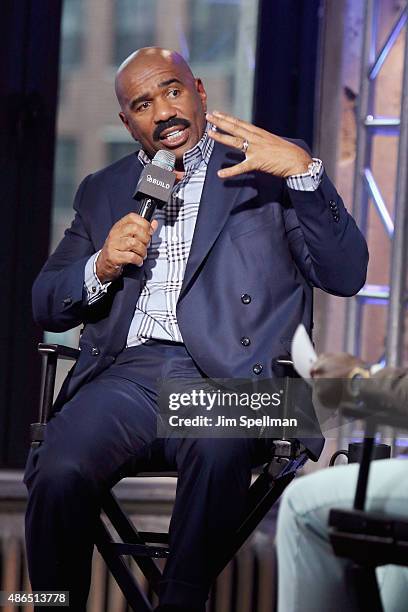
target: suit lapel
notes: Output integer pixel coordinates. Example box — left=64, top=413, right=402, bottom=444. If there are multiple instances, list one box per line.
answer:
left=103, top=154, right=146, bottom=350
left=105, top=144, right=258, bottom=305
left=108, top=153, right=144, bottom=225
left=179, top=142, right=258, bottom=300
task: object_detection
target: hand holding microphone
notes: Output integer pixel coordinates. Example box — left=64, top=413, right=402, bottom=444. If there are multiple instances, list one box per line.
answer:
left=96, top=150, right=176, bottom=283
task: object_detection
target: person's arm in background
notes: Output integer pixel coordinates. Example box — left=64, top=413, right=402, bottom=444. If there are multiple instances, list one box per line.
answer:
left=311, top=353, right=408, bottom=422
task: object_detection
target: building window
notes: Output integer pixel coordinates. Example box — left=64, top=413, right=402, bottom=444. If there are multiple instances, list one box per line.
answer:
left=60, top=0, right=84, bottom=71
left=45, top=137, right=78, bottom=347
left=189, top=0, right=239, bottom=64
left=107, top=141, right=140, bottom=165
left=113, top=0, right=157, bottom=66
left=53, top=138, right=77, bottom=216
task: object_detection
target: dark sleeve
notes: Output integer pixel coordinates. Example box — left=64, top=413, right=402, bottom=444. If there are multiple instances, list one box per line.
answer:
left=359, top=367, right=408, bottom=422
left=32, top=175, right=96, bottom=332
left=282, top=167, right=368, bottom=297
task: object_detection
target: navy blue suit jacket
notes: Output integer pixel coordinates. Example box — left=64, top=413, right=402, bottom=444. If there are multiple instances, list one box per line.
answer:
left=33, top=141, right=368, bottom=460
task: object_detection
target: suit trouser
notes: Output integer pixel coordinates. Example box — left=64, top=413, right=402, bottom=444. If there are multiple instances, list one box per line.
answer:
left=276, top=458, right=408, bottom=612
left=24, top=341, right=275, bottom=611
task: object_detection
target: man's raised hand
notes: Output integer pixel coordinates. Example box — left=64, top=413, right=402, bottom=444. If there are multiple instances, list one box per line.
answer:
left=96, top=213, right=158, bottom=283
left=206, top=110, right=312, bottom=179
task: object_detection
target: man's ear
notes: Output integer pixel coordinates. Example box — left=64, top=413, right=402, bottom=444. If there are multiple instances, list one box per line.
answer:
left=119, top=111, right=131, bottom=133
left=195, top=78, right=207, bottom=113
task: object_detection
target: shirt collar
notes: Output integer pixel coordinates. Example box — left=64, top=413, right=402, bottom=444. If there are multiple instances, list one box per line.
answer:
left=137, top=122, right=213, bottom=172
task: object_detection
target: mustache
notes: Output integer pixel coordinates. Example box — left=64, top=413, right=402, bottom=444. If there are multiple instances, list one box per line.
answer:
left=153, top=117, right=191, bottom=141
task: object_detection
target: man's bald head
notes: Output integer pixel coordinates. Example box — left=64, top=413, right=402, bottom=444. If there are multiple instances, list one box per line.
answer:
left=114, top=47, right=208, bottom=168
left=115, top=47, right=195, bottom=109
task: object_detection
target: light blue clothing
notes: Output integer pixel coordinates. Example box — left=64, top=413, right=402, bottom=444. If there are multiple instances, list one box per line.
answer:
left=277, top=459, right=408, bottom=612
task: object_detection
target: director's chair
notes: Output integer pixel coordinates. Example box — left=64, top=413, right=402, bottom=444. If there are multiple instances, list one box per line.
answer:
left=30, top=343, right=308, bottom=612
left=329, top=405, right=408, bottom=612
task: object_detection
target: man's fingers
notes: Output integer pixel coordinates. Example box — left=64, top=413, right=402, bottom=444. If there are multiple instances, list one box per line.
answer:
left=119, top=236, right=148, bottom=255
left=208, top=129, right=248, bottom=152
left=217, top=159, right=252, bottom=179
left=102, top=214, right=157, bottom=278
left=207, top=111, right=260, bottom=137
left=113, top=249, right=145, bottom=267
left=207, top=112, right=252, bottom=140
left=116, top=213, right=151, bottom=232
left=114, top=223, right=151, bottom=244
left=116, top=212, right=142, bottom=225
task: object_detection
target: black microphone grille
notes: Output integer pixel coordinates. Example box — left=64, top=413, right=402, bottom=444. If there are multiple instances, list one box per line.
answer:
left=152, top=150, right=176, bottom=172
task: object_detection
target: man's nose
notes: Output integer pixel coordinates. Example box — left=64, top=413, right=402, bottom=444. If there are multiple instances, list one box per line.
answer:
left=153, top=97, right=177, bottom=124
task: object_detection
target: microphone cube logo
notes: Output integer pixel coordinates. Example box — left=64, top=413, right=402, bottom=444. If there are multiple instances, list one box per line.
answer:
left=134, top=164, right=176, bottom=204
left=146, top=174, right=171, bottom=190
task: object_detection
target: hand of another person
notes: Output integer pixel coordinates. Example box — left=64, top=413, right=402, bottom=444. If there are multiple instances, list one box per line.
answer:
left=311, top=353, right=366, bottom=379
left=206, top=110, right=312, bottom=179
left=311, top=353, right=368, bottom=409
left=96, top=213, right=158, bottom=283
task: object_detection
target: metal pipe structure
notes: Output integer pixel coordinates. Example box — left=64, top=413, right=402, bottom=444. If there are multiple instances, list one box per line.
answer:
left=386, top=17, right=408, bottom=367
left=344, top=0, right=377, bottom=356
left=344, top=1, right=408, bottom=363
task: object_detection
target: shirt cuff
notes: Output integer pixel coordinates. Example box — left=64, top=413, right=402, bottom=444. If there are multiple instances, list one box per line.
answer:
left=84, top=251, right=111, bottom=304
left=286, top=158, right=324, bottom=192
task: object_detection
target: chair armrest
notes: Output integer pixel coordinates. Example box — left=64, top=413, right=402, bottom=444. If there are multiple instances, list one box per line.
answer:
left=329, top=507, right=408, bottom=566
left=38, top=343, right=80, bottom=361
left=31, top=343, right=81, bottom=446
left=274, top=357, right=294, bottom=367
left=272, top=356, right=295, bottom=378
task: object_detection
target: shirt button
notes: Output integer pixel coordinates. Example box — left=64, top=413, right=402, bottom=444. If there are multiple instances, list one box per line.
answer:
left=91, top=286, right=97, bottom=293
left=241, top=294, right=251, bottom=304
left=91, top=347, right=100, bottom=356
left=253, top=363, right=263, bottom=375
left=240, top=336, right=251, bottom=347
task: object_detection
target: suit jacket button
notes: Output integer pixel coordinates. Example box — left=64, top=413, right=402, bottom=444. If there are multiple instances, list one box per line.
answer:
left=241, top=294, right=251, bottom=304
left=91, top=347, right=100, bottom=356
left=62, top=297, right=72, bottom=306
left=253, top=363, right=263, bottom=375
left=241, top=336, right=251, bottom=347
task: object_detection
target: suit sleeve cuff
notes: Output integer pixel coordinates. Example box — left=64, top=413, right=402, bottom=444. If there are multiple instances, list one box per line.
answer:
left=286, top=158, right=324, bottom=192
left=84, top=251, right=111, bottom=304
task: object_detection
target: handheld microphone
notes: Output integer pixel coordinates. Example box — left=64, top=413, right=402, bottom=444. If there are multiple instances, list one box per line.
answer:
left=133, top=150, right=176, bottom=221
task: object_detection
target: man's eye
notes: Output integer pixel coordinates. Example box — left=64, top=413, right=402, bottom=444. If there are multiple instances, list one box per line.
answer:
left=168, top=89, right=180, bottom=98
left=137, top=101, right=151, bottom=112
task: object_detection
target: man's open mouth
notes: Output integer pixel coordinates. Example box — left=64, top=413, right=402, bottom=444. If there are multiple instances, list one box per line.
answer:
left=159, top=126, right=190, bottom=148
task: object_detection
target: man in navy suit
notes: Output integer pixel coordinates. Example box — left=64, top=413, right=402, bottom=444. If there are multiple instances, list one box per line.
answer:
left=25, top=47, right=368, bottom=612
